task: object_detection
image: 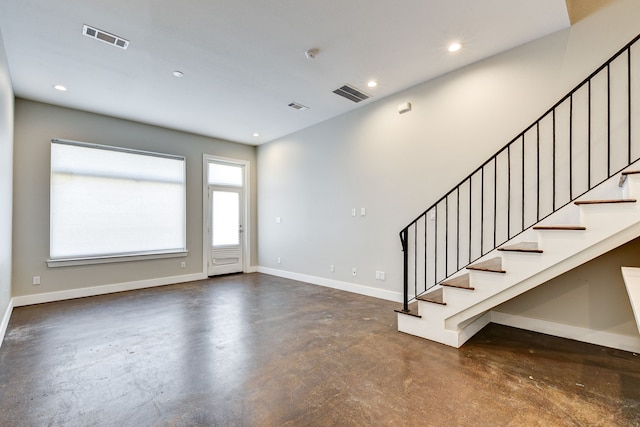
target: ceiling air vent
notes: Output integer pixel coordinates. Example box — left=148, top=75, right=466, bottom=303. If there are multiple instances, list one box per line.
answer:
left=288, top=102, right=309, bottom=111
left=82, top=24, right=129, bottom=50
left=333, top=84, right=370, bottom=103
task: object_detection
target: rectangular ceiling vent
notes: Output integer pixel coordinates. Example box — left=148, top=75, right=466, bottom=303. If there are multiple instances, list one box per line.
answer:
left=333, top=84, right=370, bottom=103
left=288, top=102, right=309, bottom=111
left=82, top=24, right=129, bottom=49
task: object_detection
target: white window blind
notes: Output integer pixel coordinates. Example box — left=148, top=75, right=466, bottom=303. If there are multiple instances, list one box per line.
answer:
left=50, top=139, right=186, bottom=260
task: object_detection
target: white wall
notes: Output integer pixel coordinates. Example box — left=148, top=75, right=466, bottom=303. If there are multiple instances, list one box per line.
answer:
left=0, top=29, right=14, bottom=334
left=12, top=99, right=257, bottom=298
left=257, top=0, right=640, bottom=333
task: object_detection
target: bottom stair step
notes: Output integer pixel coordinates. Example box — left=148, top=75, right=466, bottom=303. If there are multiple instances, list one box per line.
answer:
left=416, top=288, right=446, bottom=305
left=394, top=302, right=421, bottom=318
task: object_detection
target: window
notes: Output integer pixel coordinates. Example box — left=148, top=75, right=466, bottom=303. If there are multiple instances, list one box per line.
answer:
left=49, top=139, right=186, bottom=265
left=208, top=161, right=244, bottom=187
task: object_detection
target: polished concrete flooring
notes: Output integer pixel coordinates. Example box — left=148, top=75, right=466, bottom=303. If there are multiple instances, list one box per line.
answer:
left=1, top=273, right=639, bottom=426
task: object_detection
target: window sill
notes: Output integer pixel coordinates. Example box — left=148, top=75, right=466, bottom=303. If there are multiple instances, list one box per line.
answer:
left=47, top=250, right=188, bottom=268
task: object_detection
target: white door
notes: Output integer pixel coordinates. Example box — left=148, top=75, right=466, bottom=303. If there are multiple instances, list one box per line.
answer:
left=208, top=186, right=244, bottom=276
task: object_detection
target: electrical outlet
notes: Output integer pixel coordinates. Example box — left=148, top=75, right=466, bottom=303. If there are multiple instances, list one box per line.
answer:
left=330, top=265, right=335, bottom=273
left=32, top=276, right=41, bottom=286
left=277, top=257, right=281, bottom=264
left=180, top=261, right=186, bottom=268
left=376, top=271, right=386, bottom=280
left=352, top=268, right=357, bottom=276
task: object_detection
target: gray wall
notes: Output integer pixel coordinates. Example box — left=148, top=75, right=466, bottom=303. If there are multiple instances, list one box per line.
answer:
left=12, top=99, right=257, bottom=297
left=0, top=30, right=13, bottom=320
left=257, top=0, right=640, bottom=335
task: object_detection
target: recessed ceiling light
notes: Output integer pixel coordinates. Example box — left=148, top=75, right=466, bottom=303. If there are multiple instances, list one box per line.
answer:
left=367, top=80, right=378, bottom=88
left=448, top=42, right=462, bottom=53
left=305, top=48, right=319, bottom=60
left=172, top=70, right=184, bottom=78
left=253, top=133, right=260, bottom=137
left=53, top=85, right=67, bottom=91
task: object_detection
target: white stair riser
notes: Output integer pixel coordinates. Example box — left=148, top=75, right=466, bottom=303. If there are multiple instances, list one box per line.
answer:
left=623, top=174, right=640, bottom=198
left=499, top=252, right=544, bottom=271
left=414, top=299, right=447, bottom=321
left=585, top=177, right=625, bottom=199
left=399, top=307, right=491, bottom=347
left=579, top=203, right=639, bottom=224
left=441, top=287, right=478, bottom=309
left=398, top=313, right=461, bottom=347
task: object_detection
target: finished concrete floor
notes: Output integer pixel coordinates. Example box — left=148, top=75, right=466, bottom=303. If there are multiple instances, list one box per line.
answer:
left=0, top=273, right=639, bottom=426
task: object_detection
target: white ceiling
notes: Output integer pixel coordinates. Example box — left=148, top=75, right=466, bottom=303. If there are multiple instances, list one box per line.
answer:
left=0, top=0, right=570, bottom=145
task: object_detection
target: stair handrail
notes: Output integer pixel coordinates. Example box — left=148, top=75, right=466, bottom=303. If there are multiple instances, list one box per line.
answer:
left=399, top=32, right=640, bottom=313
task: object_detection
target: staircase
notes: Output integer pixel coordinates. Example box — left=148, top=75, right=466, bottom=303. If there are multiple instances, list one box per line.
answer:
left=396, top=33, right=640, bottom=348
left=397, top=169, right=640, bottom=347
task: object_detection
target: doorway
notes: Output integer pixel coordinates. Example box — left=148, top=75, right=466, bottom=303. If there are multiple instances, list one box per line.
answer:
left=205, top=158, right=248, bottom=276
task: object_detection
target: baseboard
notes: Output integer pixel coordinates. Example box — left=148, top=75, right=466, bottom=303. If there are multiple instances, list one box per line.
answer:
left=257, top=266, right=403, bottom=303
left=12, top=272, right=207, bottom=307
left=0, top=299, right=14, bottom=348
left=491, top=311, right=640, bottom=353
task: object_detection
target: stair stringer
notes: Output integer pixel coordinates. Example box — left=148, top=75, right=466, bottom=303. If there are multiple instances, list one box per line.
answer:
left=398, top=169, right=640, bottom=348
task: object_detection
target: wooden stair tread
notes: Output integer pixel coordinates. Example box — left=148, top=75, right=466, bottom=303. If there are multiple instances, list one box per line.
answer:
left=416, top=288, right=446, bottom=305
left=395, top=302, right=421, bottom=317
left=394, top=308, right=421, bottom=318
left=467, top=257, right=505, bottom=273
left=497, top=242, right=542, bottom=253
left=533, top=225, right=586, bottom=231
left=574, top=199, right=636, bottom=205
left=440, top=274, right=474, bottom=290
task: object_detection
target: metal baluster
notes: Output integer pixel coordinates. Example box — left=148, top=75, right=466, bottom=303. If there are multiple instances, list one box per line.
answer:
left=536, top=122, right=540, bottom=221
left=607, top=64, right=611, bottom=177
left=521, top=135, right=525, bottom=232
left=569, top=95, right=573, bottom=200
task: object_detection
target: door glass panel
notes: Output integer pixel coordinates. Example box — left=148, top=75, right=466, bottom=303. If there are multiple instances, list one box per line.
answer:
left=212, top=191, right=240, bottom=246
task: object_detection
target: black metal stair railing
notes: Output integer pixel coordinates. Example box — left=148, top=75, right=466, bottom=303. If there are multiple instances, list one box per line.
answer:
left=399, top=33, right=640, bottom=313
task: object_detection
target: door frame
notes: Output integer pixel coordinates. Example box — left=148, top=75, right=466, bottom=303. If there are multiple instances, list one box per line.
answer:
left=202, top=154, right=250, bottom=276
